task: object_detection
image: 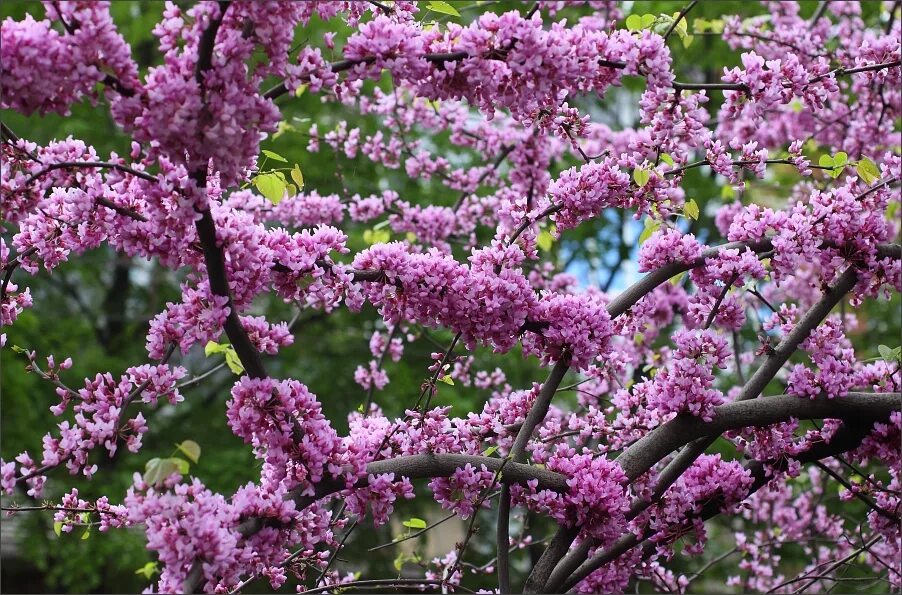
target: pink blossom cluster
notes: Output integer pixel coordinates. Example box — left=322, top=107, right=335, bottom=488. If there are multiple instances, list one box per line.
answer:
left=1, top=360, right=185, bottom=498
left=344, top=472, right=415, bottom=526
left=125, top=475, right=333, bottom=593
left=226, top=377, right=351, bottom=496
left=787, top=315, right=857, bottom=399
left=344, top=12, right=673, bottom=121
left=429, top=464, right=497, bottom=519
left=0, top=2, right=138, bottom=115
left=638, top=228, right=703, bottom=272
left=644, top=329, right=731, bottom=422
left=521, top=292, right=613, bottom=371
left=650, top=455, right=753, bottom=558
left=54, top=488, right=128, bottom=533
left=351, top=241, right=535, bottom=352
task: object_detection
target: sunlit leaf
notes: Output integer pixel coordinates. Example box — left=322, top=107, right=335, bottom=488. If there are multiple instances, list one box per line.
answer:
left=261, top=149, right=288, bottom=163
left=684, top=199, right=700, bottom=220
left=290, top=164, right=304, bottom=190
left=537, top=229, right=554, bottom=252
left=856, top=156, right=880, bottom=184
left=175, top=440, right=201, bottom=464
left=426, top=1, right=459, bottom=17
left=402, top=517, right=428, bottom=529
left=254, top=172, right=287, bottom=204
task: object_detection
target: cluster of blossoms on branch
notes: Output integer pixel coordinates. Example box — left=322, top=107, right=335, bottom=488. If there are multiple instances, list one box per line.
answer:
left=1, top=0, right=901, bottom=594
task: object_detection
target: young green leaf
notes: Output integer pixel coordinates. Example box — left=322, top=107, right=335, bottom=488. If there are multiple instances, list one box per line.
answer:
left=641, top=14, right=656, bottom=28
left=818, top=154, right=834, bottom=168
left=291, top=164, right=305, bottom=190
left=175, top=440, right=201, bottom=464
left=426, top=0, right=460, bottom=17
left=261, top=149, right=287, bottom=163
left=878, top=344, right=894, bottom=361
left=638, top=218, right=660, bottom=244
left=482, top=445, right=499, bottom=457
left=363, top=228, right=391, bottom=245
left=832, top=151, right=848, bottom=167
left=135, top=562, right=159, bottom=579
left=684, top=198, right=700, bottom=220
left=254, top=172, right=287, bottom=204
left=204, top=341, right=227, bottom=356
left=633, top=167, right=650, bottom=187
left=659, top=153, right=675, bottom=167
left=625, top=14, right=642, bottom=31
left=54, top=521, right=63, bottom=537
left=536, top=229, right=554, bottom=252
left=224, top=349, right=245, bottom=375
left=439, top=374, right=454, bottom=385
left=402, top=517, right=428, bottom=530
left=169, top=457, right=190, bottom=475
left=856, top=156, right=880, bottom=184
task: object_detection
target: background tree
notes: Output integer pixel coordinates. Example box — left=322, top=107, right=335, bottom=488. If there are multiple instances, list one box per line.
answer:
left=1, top=1, right=899, bottom=593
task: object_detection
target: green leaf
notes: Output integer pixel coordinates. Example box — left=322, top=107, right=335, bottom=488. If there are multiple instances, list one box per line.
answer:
left=291, top=164, right=305, bottom=190
left=10, top=344, right=26, bottom=354
left=625, top=14, right=642, bottom=31
left=659, top=153, right=674, bottom=167
left=169, top=457, right=190, bottom=475
left=833, top=151, right=848, bottom=167
left=482, top=445, right=499, bottom=457
left=402, top=517, right=428, bottom=530
left=878, top=344, right=894, bottom=361
left=294, top=84, right=307, bottom=97
left=426, top=1, right=460, bottom=17
left=175, top=440, right=201, bottom=464
left=81, top=528, right=90, bottom=540
left=633, top=167, right=650, bottom=187
left=721, top=185, right=736, bottom=199
left=53, top=521, right=63, bottom=537
left=363, top=228, right=391, bottom=245
left=641, top=14, right=656, bottom=28
left=273, top=121, right=296, bottom=140
left=692, top=18, right=724, bottom=33
left=856, top=156, right=880, bottom=184
left=684, top=199, right=700, bottom=220
left=638, top=218, right=660, bottom=244
left=439, top=374, right=454, bottom=385
left=818, top=154, right=834, bottom=168
left=143, top=457, right=179, bottom=486
left=670, top=271, right=687, bottom=286
left=224, top=349, right=245, bottom=375
left=135, top=562, right=159, bottom=580
left=254, top=172, right=287, bottom=204
left=536, top=229, right=554, bottom=252
left=204, top=341, right=228, bottom=356
left=261, top=149, right=288, bottom=163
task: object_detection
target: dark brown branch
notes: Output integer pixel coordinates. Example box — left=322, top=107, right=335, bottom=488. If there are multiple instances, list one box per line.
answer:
left=21, top=161, right=158, bottom=186
left=662, top=1, right=698, bottom=43
left=556, top=421, right=885, bottom=591
left=621, top=267, right=859, bottom=497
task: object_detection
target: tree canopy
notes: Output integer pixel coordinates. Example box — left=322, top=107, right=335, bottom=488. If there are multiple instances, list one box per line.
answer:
left=1, top=1, right=900, bottom=593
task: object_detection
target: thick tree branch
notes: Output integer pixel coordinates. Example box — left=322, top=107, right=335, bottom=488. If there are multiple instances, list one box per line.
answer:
left=556, top=421, right=886, bottom=592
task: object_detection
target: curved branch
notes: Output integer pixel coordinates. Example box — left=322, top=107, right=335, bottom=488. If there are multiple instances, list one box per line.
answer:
left=20, top=160, right=158, bottom=186
left=635, top=266, right=859, bottom=500
left=557, top=421, right=885, bottom=592
left=616, top=391, right=900, bottom=482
